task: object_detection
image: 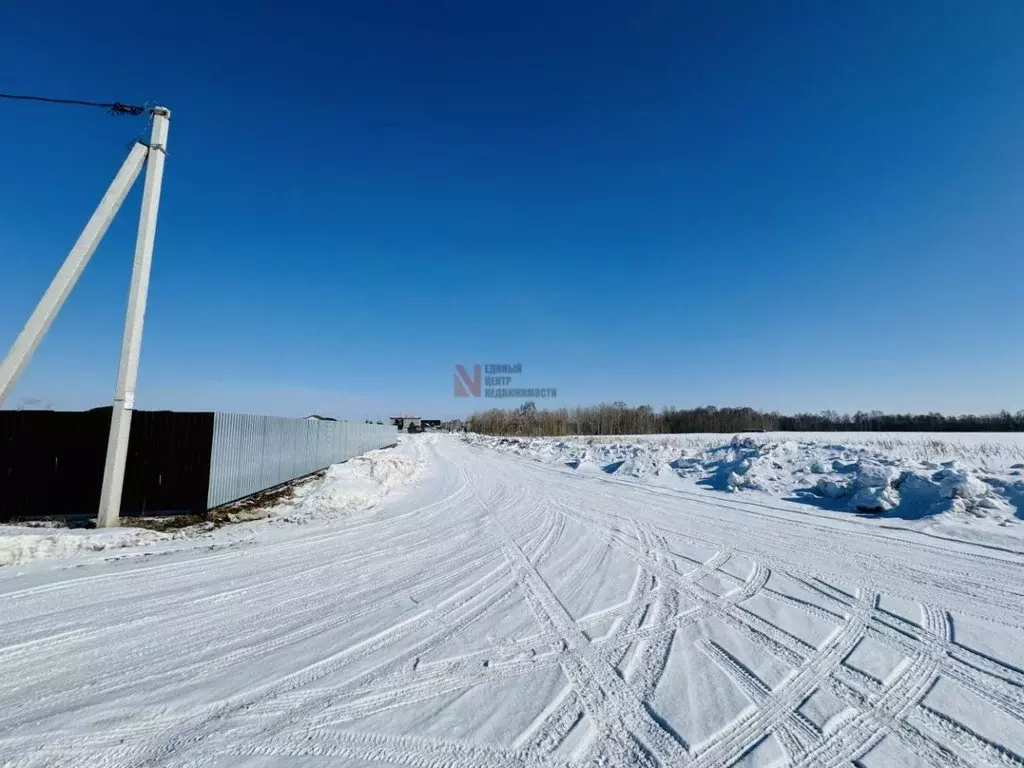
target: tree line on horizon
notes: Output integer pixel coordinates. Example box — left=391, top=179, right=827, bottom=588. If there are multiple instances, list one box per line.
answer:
left=466, top=402, right=1024, bottom=436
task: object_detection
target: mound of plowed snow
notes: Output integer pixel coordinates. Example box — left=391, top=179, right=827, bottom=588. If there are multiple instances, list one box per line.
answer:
left=465, top=433, right=1023, bottom=529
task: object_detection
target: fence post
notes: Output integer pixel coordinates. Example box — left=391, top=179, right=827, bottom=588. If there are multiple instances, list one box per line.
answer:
left=97, top=108, right=170, bottom=527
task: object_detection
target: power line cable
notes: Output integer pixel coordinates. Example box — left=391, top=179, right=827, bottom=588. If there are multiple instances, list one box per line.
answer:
left=0, top=92, right=146, bottom=116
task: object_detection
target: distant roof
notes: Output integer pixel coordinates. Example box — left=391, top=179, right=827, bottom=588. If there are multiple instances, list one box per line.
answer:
left=305, top=414, right=337, bottom=421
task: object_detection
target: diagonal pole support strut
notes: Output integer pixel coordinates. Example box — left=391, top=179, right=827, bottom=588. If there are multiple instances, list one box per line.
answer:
left=0, top=142, right=149, bottom=407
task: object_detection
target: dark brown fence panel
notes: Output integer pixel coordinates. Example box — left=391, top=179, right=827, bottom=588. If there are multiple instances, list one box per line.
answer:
left=120, top=411, right=215, bottom=516
left=0, top=410, right=109, bottom=519
left=0, top=409, right=214, bottom=521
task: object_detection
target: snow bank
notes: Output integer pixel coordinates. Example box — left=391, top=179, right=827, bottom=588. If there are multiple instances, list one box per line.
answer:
left=0, top=526, right=169, bottom=567
left=276, top=437, right=426, bottom=522
left=465, top=433, right=1024, bottom=528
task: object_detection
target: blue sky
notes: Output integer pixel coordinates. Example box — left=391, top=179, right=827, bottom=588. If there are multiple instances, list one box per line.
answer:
left=1, top=1, right=1022, bottom=420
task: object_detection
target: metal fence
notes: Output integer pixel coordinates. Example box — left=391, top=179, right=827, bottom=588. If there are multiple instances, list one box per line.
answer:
left=0, top=410, right=398, bottom=520
left=0, top=408, right=215, bottom=519
left=206, top=414, right=398, bottom=508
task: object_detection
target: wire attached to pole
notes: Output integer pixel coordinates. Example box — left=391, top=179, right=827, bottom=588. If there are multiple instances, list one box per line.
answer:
left=0, top=92, right=147, bottom=116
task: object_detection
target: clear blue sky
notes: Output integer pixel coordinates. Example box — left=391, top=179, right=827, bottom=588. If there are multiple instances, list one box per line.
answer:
left=1, top=1, right=1022, bottom=420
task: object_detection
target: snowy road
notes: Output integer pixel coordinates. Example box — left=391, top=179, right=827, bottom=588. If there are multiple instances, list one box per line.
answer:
left=2, top=435, right=1024, bottom=767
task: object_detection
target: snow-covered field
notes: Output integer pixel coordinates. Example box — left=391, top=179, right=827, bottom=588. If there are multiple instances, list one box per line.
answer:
left=466, top=432, right=1024, bottom=543
left=1, top=432, right=1023, bottom=767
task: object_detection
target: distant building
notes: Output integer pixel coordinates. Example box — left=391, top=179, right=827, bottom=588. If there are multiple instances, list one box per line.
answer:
left=390, top=416, right=421, bottom=431
left=304, top=414, right=337, bottom=422
left=390, top=417, right=442, bottom=431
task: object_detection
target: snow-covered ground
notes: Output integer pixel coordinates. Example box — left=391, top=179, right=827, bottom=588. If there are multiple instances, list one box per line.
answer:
left=465, top=432, right=1024, bottom=543
left=1, top=433, right=1023, bottom=767
left=0, top=525, right=171, bottom=568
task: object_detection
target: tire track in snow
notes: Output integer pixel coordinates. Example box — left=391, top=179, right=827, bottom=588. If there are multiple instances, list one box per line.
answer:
left=695, top=638, right=814, bottom=763
left=0, top=511, right=525, bottom=733
left=227, top=727, right=571, bottom=768
left=794, top=579, right=1024, bottom=730
left=473, top=483, right=692, bottom=767
left=553, top=478, right=1024, bottom=767
left=2, top=487, right=551, bottom=765
left=571, top=527, right=688, bottom=765
left=797, top=618, right=945, bottom=767
left=5, top=436, right=1024, bottom=768
left=538, top=464, right=927, bottom=767
left=517, top=560, right=653, bottom=759
left=516, top=453, right=1024, bottom=628
left=0, top=471, right=477, bottom=667
left=255, top=504, right=567, bottom=726
left=517, top=516, right=750, bottom=763
left=551, top=496, right=883, bottom=766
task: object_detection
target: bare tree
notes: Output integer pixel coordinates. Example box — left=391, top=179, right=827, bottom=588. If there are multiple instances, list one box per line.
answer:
left=467, top=403, right=1024, bottom=436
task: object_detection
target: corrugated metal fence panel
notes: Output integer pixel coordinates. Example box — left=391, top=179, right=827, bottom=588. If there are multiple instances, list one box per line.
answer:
left=300, top=420, right=317, bottom=478
left=207, top=415, right=398, bottom=509
left=1, top=409, right=214, bottom=520
left=258, top=416, right=279, bottom=492
left=263, top=416, right=287, bottom=491
left=208, top=413, right=259, bottom=510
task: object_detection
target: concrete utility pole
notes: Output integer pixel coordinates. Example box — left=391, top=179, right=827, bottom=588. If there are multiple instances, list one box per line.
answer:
left=0, top=142, right=149, bottom=407
left=97, top=107, right=170, bottom=528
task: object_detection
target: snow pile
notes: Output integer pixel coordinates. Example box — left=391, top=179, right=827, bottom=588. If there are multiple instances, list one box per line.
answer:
left=465, top=433, right=1023, bottom=526
left=692, top=437, right=809, bottom=493
left=485, top=436, right=684, bottom=478
left=0, top=526, right=169, bottom=567
left=856, top=462, right=1011, bottom=516
left=271, top=438, right=427, bottom=523
left=803, top=454, right=1012, bottom=518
